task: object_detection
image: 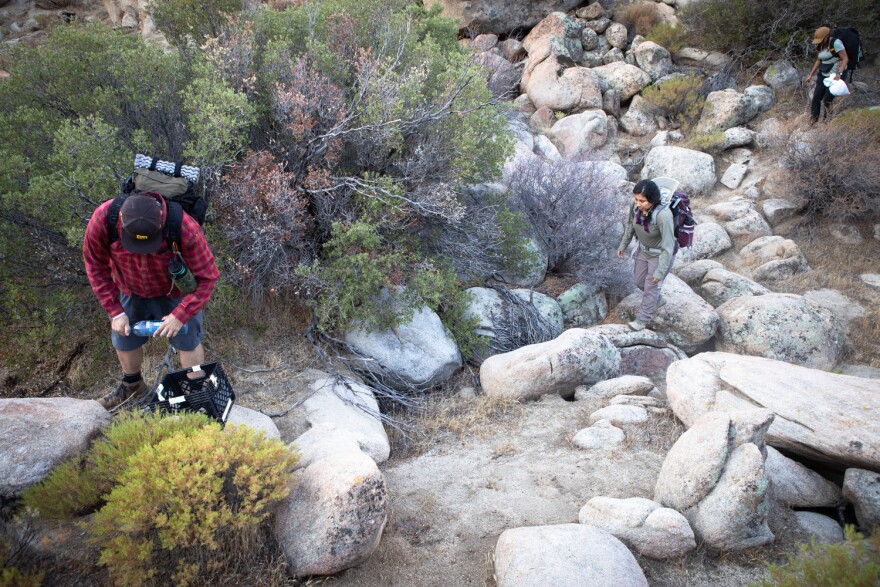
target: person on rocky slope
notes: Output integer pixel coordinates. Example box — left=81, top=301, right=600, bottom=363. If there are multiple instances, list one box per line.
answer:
left=82, top=192, right=219, bottom=409
left=805, top=26, right=849, bottom=124
left=617, top=179, right=675, bottom=331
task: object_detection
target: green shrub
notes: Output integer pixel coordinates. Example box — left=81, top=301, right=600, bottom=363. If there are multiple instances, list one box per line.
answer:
left=686, top=131, right=726, bottom=153
left=641, top=74, right=706, bottom=129
left=751, top=525, right=880, bottom=587
left=23, top=411, right=298, bottom=586
left=148, top=0, right=244, bottom=48
left=645, top=22, right=687, bottom=54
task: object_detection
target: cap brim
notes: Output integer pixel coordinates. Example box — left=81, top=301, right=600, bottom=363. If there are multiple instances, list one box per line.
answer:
left=120, top=231, right=163, bottom=254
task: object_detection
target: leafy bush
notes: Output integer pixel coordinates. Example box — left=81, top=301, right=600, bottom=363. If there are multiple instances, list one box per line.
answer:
left=781, top=108, right=880, bottom=221
left=679, top=0, right=880, bottom=61
left=505, top=156, right=627, bottom=288
left=641, top=74, right=707, bottom=129
left=751, top=525, right=880, bottom=587
left=0, top=23, right=253, bottom=382
left=645, top=22, right=687, bottom=54
left=23, top=411, right=298, bottom=586
left=148, top=0, right=244, bottom=48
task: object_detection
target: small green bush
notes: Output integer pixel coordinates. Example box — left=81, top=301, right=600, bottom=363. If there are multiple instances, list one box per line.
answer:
left=645, top=22, right=687, bottom=54
left=686, top=131, right=726, bottom=153
left=641, top=74, right=706, bottom=130
left=23, top=411, right=299, bottom=586
left=751, top=525, right=880, bottom=587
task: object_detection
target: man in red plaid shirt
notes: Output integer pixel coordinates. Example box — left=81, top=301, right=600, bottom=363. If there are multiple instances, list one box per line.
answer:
left=83, top=193, right=219, bottom=409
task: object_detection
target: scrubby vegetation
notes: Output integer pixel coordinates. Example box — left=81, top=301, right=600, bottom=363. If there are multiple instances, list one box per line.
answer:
left=751, top=525, right=880, bottom=587
left=782, top=108, right=880, bottom=221
left=679, top=0, right=880, bottom=62
left=0, top=0, right=535, bottom=387
left=640, top=73, right=707, bottom=130
left=20, top=411, right=298, bottom=586
left=505, top=156, right=627, bottom=290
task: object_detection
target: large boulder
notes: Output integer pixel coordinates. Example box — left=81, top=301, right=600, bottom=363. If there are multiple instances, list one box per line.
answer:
left=619, top=95, right=658, bottom=137
left=763, top=60, right=800, bottom=92
left=550, top=109, right=609, bottom=157
left=666, top=353, right=880, bottom=470
left=523, top=62, right=602, bottom=112
left=654, top=410, right=774, bottom=550
left=641, top=146, right=716, bottom=195
left=700, top=268, right=770, bottom=308
left=424, top=0, right=583, bottom=34
left=299, top=374, right=390, bottom=464
left=474, top=51, right=521, bottom=100
left=615, top=274, right=720, bottom=354
left=463, top=286, right=562, bottom=365
left=556, top=282, right=608, bottom=327
left=634, top=40, right=672, bottom=81
left=0, top=398, right=109, bottom=496
left=275, top=435, right=388, bottom=577
left=226, top=405, right=281, bottom=440
left=765, top=446, right=841, bottom=508
left=592, top=62, right=652, bottom=101
left=843, top=469, right=880, bottom=531
left=703, top=199, right=772, bottom=244
left=345, top=303, right=462, bottom=390
left=494, top=524, right=649, bottom=587
left=521, top=11, right=582, bottom=56
left=739, top=235, right=810, bottom=282
left=587, top=324, right=687, bottom=380
left=690, top=223, right=733, bottom=260
left=480, top=328, right=621, bottom=401
left=694, top=88, right=760, bottom=134
left=579, top=497, right=696, bottom=559
left=714, top=293, right=845, bottom=370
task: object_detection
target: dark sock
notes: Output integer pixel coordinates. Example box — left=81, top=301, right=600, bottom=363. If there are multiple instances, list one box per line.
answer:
left=122, top=372, right=142, bottom=384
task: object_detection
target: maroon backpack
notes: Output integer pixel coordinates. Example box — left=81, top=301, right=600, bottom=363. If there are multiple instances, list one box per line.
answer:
left=669, top=191, right=696, bottom=252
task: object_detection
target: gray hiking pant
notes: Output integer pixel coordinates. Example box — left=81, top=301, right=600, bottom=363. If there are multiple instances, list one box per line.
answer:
left=634, top=249, right=673, bottom=323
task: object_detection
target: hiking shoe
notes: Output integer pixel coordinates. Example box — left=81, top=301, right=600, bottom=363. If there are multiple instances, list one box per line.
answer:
left=628, top=320, right=647, bottom=331
left=657, top=297, right=667, bottom=309
left=98, top=379, right=145, bottom=410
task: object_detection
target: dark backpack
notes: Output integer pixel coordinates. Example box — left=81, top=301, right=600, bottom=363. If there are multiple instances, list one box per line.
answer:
left=830, top=28, right=863, bottom=73
left=107, top=157, right=206, bottom=248
left=637, top=191, right=696, bottom=253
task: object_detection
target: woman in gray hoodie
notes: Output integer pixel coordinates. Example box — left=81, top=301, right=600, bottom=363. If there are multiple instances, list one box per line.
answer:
left=617, top=179, right=675, bottom=331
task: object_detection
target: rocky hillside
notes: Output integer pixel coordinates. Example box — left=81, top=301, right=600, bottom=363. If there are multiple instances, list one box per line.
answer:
left=2, top=0, right=880, bottom=585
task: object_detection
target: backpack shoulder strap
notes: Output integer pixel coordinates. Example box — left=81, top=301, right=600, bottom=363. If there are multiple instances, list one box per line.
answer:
left=164, top=200, right=184, bottom=248
left=106, top=195, right=128, bottom=243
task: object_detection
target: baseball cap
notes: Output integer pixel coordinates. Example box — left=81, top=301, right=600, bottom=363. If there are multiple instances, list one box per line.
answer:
left=120, top=194, right=165, bottom=253
left=812, top=27, right=830, bottom=45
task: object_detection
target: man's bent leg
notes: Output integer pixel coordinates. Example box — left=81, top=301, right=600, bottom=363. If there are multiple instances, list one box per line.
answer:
left=178, top=344, right=205, bottom=370
left=116, top=347, right=144, bottom=376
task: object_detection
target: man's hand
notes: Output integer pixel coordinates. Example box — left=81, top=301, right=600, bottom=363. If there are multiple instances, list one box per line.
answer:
left=651, top=277, right=661, bottom=284
left=156, top=314, right=185, bottom=338
left=616, top=250, right=625, bottom=259
left=111, top=314, right=130, bottom=336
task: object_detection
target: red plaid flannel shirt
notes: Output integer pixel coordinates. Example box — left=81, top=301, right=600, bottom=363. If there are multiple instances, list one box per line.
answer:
left=83, top=198, right=220, bottom=323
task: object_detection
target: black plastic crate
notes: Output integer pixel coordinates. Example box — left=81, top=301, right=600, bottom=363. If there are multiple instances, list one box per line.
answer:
left=149, top=362, right=235, bottom=425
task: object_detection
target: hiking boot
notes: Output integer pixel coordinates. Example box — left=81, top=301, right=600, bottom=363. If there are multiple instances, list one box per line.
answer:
left=657, top=297, right=667, bottom=309
left=98, top=379, right=146, bottom=410
left=628, top=319, right=647, bottom=331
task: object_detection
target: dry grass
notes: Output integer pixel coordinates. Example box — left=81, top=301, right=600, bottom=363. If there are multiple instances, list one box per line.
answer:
left=772, top=220, right=880, bottom=367
left=616, top=2, right=662, bottom=36
left=387, top=392, right=526, bottom=460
